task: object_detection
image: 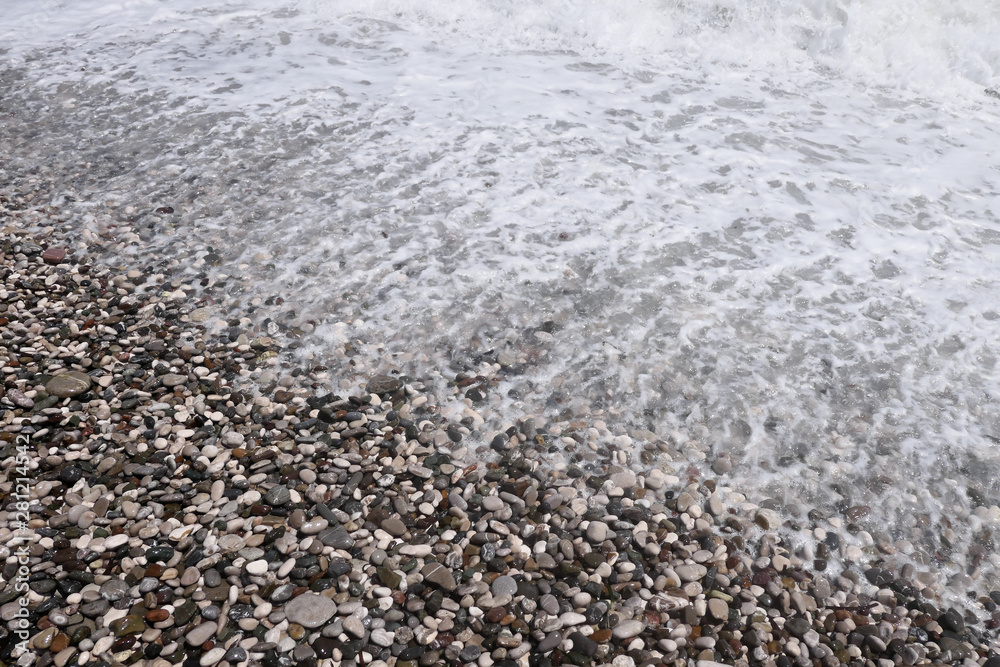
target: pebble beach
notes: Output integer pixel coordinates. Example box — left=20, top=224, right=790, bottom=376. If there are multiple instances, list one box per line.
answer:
left=2, top=187, right=999, bottom=667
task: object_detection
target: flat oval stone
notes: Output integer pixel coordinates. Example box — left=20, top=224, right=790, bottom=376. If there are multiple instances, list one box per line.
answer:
left=58, top=467, right=83, bottom=485
left=675, top=563, right=707, bottom=582
left=181, top=567, right=201, bottom=586
left=42, top=246, right=67, bottom=264
left=199, top=647, right=226, bottom=666
left=237, top=547, right=265, bottom=561
left=611, top=620, right=644, bottom=640
left=224, top=647, right=247, bottom=663
left=146, top=609, right=170, bottom=623
left=81, top=599, right=110, bottom=618
left=376, top=567, right=401, bottom=589
left=370, top=628, right=394, bottom=647
left=246, top=560, right=268, bottom=575
left=32, top=627, right=57, bottom=649
left=46, top=371, right=92, bottom=398
left=270, top=584, right=295, bottom=603
left=299, top=517, right=329, bottom=535
left=205, top=586, right=229, bottom=602
left=203, top=569, right=223, bottom=588
left=174, top=600, right=199, bottom=625
left=104, top=534, right=129, bottom=550
left=482, top=496, right=504, bottom=512
left=189, top=308, right=211, bottom=322
left=53, top=647, right=78, bottom=667
left=460, top=645, right=482, bottom=662
left=399, top=545, right=432, bottom=557
left=217, top=535, right=245, bottom=553
left=491, top=575, right=517, bottom=598
left=366, top=375, right=403, bottom=395
left=161, top=373, right=188, bottom=387
left=707, top=598, right=729, bottom=621
left=586, top=521, right=609, bottom=543
left=100, top=579, right=130, bottom=601
left=263, top=486, right=291, bottom=506
left=538, top=631, right=562, bottom=653
left=5, top=389, right=33, bottom=409
left=145, top=545, right=175, bottom=563
left=317, top=525, right=354, bottom=549
left=343, top=616, right=365, bottom=638
left=283, top=593, right=336, bottom=628
left=185, top=621, right=218, bottom=646
left=420, top=563, right=457, bottom=592
left=138, top=577, right=160, bottom=594
left=202, top=606, right=223, bottom=621
left=110, top=615, right=146, bottom=637
left=381, top=517, right=407, bottom=537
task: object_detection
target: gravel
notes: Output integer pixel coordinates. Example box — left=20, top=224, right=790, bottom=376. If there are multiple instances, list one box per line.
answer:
left=1, top=197, right=998, bottom=667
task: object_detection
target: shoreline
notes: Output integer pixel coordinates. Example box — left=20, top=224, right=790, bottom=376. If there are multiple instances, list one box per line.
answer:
left=0, top=209, right=998, bottom=667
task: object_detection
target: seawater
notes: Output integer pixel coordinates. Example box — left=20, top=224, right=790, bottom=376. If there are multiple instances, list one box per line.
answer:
left=3, top=0, right=1000, bottom=603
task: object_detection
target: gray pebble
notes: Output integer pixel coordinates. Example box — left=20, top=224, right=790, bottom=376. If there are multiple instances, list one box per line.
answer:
left=491, top=575, right=517, bottom=597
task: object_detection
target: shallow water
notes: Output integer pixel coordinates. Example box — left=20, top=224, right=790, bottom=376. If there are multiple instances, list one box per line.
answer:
left=3, top=0, right=1000, bottom=600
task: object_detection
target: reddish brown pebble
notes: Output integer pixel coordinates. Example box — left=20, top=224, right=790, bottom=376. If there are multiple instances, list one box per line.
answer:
left=50, top=633, right=70, bottom=653
left=146, top=609, right=169, bottom=622
left=112, top=635, right=137, bottom=651
left=591, top=629, right=612, bottom=642
left=42, top=246, right=66, bottom=264
left=155, top=206, right=174, bottom=214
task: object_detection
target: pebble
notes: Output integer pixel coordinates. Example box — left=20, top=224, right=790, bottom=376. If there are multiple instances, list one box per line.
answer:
left=707, top=598, right=728, bottom=621
left=283, top=593, right=337, bottom=628
left=367, top=374, right=403, bottom=394
left=246, top=559, right=268, bottom=575
left=482, top=495, right=504, bottom=512
left=421, top=563, right=457, bottom=591
left=200, top=647, right=227, bottom=666
left=755, top=508, right=782, bottom=530
left=42, top=246, right=67, bottom=264
left=104, top=534, right=129, bottom=550
left=263, top=486, right=291, bottom=506
left=224, top=647, right=247, bottom=664
left=382, top=517, right=407, bottom=536
left=185, top=622, right=218, bottom=646
left=675, top=563, right=707, bottom=581
left=586, top=521, right=609, bottom=543
left=100, top=579, right=129, bottom=601
left=161, top=373, right=188, bottom=387
left=491, top=575, right=517, bottom=597
left=45, top=371, right=91, bottom=398
left=612, top=620, right=644, bottom=640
